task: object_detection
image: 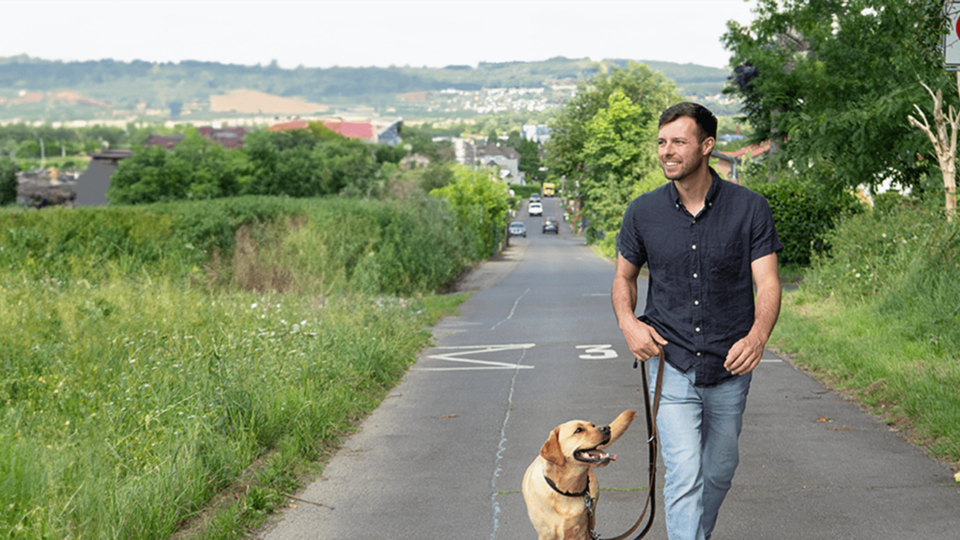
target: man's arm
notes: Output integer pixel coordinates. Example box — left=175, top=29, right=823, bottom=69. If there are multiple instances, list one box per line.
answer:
left=612, top=254, right=667, bottom=362
left=723, top=251, right=782, bottom=375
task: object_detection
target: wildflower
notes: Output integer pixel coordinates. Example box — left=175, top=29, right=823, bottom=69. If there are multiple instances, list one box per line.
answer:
left=251, top=303, right=258, bottom=309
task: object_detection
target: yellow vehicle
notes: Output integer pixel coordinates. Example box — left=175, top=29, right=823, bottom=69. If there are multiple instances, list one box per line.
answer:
left=542, top=182, right=555, bottom=197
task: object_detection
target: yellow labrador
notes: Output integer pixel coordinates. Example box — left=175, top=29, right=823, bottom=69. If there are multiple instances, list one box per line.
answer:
left=522, top=410, right=638, bottom=540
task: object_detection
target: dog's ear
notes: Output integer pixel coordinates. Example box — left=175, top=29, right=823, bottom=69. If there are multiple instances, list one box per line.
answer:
left=540, top=426, right=565, bottom=466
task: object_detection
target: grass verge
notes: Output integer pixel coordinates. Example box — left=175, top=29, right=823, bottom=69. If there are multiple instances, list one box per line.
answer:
left=772, top=289, right=960, bottom=465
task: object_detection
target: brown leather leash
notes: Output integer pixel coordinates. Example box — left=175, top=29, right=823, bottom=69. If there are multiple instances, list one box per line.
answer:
left=595, top=346, right=665, bottom=540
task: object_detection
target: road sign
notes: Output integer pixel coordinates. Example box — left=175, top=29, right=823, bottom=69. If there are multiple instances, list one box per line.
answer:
left=945, top=2, right=960, bottom=68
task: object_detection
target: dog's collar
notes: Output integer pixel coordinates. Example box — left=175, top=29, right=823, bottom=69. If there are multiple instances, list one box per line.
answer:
left=543, top=475, right=590, bottom=498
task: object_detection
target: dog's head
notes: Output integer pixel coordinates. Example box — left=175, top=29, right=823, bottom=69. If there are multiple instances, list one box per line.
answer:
left=539, top=410, right=638, bottom=468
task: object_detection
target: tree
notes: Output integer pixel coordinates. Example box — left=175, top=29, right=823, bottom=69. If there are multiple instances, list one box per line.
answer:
left=908, top=73, right=959, bottom=221
left=580, top=90, right=661, bottom=239
left=430, top=166, right=511, bottom=259
left=505, top=130, right=544, bottom=182
left=722, top=0, right=951, bottom=194
left=107, top=130, right=246, bottom=204
left=546, top=62, right=679, bottom=241
left=0, top=157, right=18, bottom=205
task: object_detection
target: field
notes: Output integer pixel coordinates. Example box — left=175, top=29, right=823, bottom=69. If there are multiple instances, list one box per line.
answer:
left=0, top=196, right=473, bottom=539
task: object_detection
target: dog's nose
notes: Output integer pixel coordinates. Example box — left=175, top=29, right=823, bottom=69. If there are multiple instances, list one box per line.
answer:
left=600, top=425, right=610, bottom=436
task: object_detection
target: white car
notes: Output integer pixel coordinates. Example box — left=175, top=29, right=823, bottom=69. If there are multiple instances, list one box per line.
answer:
left=529, top=202, right=543, bottom=216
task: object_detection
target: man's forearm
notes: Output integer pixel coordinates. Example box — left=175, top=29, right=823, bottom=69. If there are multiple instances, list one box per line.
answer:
left=750, top=282, right=781, bottom=345
left=611, top=274, right=638, bottom=327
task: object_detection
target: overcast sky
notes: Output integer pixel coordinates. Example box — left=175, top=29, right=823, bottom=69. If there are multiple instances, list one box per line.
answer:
left=2, top=0, right=758, bottom=70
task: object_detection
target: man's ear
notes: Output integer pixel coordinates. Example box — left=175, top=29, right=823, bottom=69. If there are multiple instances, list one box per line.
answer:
left=540, top=427, right=565, bottom=466
left=701, top=136, right=716, bottom=156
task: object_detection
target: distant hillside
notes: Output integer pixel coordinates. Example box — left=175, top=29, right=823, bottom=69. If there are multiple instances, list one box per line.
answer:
left=0, top=55, right=734, bottom=121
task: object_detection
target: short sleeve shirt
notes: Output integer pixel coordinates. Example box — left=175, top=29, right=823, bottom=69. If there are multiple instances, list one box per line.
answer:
left=617, top=169, right=783, bottom=386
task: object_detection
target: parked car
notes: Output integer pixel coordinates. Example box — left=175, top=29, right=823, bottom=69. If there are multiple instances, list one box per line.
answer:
left=542, top=216, right=559, bottom=234
left=530, top=193, right=541, bottom=203
left=529, top=202, right=543, bottom=216
left=508, top=221, right=527, bottom=237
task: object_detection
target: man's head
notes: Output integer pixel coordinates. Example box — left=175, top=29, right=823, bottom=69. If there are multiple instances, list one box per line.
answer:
left=657, top=102, right=717, bottom=182
left=659, top=102, right=717, bottom=142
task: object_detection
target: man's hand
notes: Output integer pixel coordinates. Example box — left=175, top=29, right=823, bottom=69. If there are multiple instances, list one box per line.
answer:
left=723, top=333, right=764, bottom=375
left=621, top=317, right=668, bottom=363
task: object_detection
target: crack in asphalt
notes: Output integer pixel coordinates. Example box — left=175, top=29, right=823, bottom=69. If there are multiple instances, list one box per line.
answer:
left=488, top=345, right=529, bottom=540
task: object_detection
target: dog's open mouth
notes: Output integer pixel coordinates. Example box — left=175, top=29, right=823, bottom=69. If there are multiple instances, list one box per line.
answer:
left=575, top=437, right=615, bottom=465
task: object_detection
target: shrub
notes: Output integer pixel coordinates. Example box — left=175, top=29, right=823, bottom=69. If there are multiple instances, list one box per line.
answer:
left=0, top=158, right=17, bottom=205
left=749, top=173, right=863, bottom=265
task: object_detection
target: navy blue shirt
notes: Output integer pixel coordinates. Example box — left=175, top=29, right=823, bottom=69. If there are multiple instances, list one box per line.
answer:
left=618, top=169, right=783, bottom=386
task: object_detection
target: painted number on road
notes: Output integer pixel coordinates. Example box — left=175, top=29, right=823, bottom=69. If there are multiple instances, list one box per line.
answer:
left=576, top=344, right=618, bottom=360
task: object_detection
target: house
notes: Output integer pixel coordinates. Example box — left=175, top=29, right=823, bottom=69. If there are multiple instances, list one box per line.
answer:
left=727, top=140, right=772, bottom=162
left=142, top=134, right=185, bottom=149
left=522, top=124, right=551, bottom=145
left=75, top=150, right=132, bottom=206
left=710, top=141, right=772, bottom=182
left=268, top=120, right=310, bottom=132
left=197, top=126, right=248, bottom=149
left=267, top=118, right=404, bottom=146
left=16, top=168, right=78, bottom=208
left=710, top=150, right=739, bottom=182
left=476, top=143, right=523, bottom=185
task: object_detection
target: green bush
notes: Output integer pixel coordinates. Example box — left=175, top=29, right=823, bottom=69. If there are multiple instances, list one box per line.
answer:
left=431, top=166, right=511, bottom=260
left=0, top=158, right=17, bottom=206
left=749, top=173, right=863, bottom=265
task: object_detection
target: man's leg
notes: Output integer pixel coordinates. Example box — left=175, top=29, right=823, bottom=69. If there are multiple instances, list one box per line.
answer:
left=649, top=359, right=705, bottom=540
left=699, top=372, right=752, bottom=539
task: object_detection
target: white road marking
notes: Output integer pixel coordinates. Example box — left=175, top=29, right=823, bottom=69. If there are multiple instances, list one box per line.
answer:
left=576, top=344, right=619, bottom=360
left=416, top=343, right=536, bottom=371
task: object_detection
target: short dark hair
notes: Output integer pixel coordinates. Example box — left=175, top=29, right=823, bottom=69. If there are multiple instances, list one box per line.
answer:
left=659, top=102, right=717, bottom=142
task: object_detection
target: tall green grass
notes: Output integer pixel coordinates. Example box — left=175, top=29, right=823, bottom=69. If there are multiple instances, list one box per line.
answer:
left=773, top=207, right=960, bottom=461
left=0, top=195, right=476, bottom=538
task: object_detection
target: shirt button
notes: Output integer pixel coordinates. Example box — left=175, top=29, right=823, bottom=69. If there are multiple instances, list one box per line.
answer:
left=694, top=300, right=700, bottom=306
left=695, top=327, right=701, bottom=332
left=693, top=273, right=698, bottom=278
left=696, top=352, right=702, bottom=357
left=692, top=244, right=697, bottom=250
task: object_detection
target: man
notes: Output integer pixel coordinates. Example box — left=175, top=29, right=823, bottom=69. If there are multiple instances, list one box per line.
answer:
left=612, top=102, right=783, bottom=540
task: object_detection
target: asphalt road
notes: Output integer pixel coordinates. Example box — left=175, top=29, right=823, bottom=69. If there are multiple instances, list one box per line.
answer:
left=256, top=197, right=959, bottom=540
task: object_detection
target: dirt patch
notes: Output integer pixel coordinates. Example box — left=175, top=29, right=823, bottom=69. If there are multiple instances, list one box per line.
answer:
left=210, top=89, right=329, bottom=115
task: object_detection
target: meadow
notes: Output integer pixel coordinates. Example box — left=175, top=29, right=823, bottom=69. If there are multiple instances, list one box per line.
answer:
left=0, top=195, right=473, bottom=539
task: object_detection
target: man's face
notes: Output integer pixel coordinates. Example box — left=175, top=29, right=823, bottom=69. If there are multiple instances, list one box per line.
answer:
left=657, top=116, right=712, bottom=182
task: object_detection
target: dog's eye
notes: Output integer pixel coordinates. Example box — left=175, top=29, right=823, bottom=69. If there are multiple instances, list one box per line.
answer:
left=574, top=427, right=584, bottom=434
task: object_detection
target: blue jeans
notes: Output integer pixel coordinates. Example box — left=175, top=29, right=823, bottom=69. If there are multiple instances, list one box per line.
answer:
left=648, top=359, right=752, bottom=540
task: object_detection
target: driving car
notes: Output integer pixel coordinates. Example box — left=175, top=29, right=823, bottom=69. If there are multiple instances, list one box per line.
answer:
left=508, top=221, right=527, bottom=237
left=530, top=193, right=541, bottom=203
left=528, top=202, right=543, bottom=216
left=542, top=216, right=559, bottom=234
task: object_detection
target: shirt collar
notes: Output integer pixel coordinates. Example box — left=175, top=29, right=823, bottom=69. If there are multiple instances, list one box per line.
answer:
left=669, top=167, right=723, bottom=211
